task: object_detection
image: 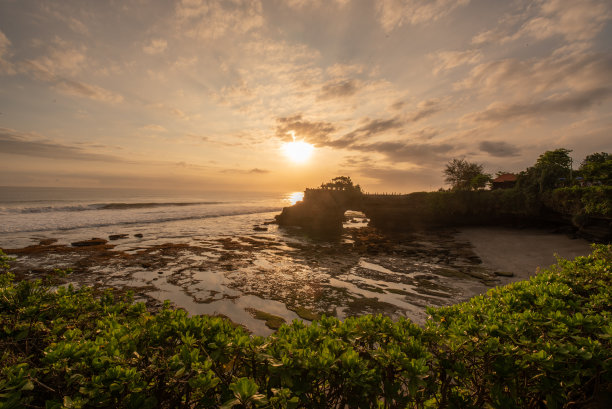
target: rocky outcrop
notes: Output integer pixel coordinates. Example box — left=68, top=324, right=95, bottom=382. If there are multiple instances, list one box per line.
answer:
left=275, top=189, right=361, bottom=233
left=276, top=187, right=612, bottom=240
left=71, top=238, right=108, bottom=247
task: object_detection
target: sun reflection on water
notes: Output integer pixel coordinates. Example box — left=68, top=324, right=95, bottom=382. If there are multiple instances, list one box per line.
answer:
left=286, top=191, right=304, bottom=205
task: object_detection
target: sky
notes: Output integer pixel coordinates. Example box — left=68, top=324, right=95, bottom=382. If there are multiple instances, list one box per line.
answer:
left=0, top=0, right=611, bottom=193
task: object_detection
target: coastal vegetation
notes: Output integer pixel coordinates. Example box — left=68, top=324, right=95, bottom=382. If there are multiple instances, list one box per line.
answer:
left=277, top=149, right=612, bottom=238
left=1, top=245, right=610, bottom=408
left=443, top=159, right=491, bottom=191
left=399, top=149, right=612, bottom=236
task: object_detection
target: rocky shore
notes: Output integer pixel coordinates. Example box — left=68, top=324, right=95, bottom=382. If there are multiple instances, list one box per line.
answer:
left=1, top=223, right=592, bottom=335
left=276, top=188, right=612, bottom=241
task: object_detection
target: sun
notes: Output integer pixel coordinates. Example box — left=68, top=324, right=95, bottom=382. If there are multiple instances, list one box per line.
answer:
left=282, top=140, right=314, bottom=163
left=282, top=131, right=314, bottom=164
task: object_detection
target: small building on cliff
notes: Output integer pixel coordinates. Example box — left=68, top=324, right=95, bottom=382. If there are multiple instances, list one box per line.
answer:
left=492, top=173, right=518, bottom=189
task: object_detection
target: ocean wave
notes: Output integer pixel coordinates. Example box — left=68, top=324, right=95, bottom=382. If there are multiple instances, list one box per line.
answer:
left=0, top=207, right=280, bottom=234
left=99, top=201, right=225, bottom=210
left=1, top=201, right=226, bottom=214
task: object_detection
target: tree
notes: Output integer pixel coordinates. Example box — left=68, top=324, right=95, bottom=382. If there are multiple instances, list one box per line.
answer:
left=320, top=176, right=361, bottom=192
left=536, top=148, right=573, bottom=191
left=470, top=173, right=493, bottom=190
left=579, top=152, right=611, bottom=185
left=581, top=152, right=610, bottom=166
left=443, top=159, right=491, bottom=190
left=518, top=148, right=573, bottom=193
left=536, top=148, right=572, bottom=169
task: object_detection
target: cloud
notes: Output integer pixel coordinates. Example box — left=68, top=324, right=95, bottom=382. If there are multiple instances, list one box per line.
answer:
left=20, top=41, right=123, bottom=103
left=472, top=0, right=611, bottom=45
left=142, top=124, right=167, bottom=132
left=431, top=49, right=482, bottom=75
left=325, top=63, right=365, bottom=78
left=221, top=167, right=271, bottom=174
left=341, top=116, right=404, bottom=146
left=39, top=2, right=90, bottom=36
left=515, top=0, right=611, bottom=43
left=471, top=11, right=524, bottom=46
left=0, top=128, right=125, bottom=162
left=171, top=56, right=198, bottom=70
left=376, top=0, right=470, bottom=32
left=390, top=100, right=405, bottom=110
left=457, top=52, right=612, bottom=97
left=479, top=141, right=521, bottom=157
left=276, top=100, right=444, bottom=152
left=0, top=30, right=15, bottom=75
left=25, top=42, right=87, bottom=77
left=351, top=141, right=454, bottom=164
left=387, top=98, right=445, bottom=121
left=412, top=127, right=439, bottom=140
left=317, top=79, right=359, bottom=100
left=275, top=115, right=336, bottom=144
left=249, top=168, right=270, bottom=174
left=275, top=113, right=450, bottom=164
left=285, top=0, right=350, bottom=9
left=175, top=0, right=263, bottom=40
left=54, top=78, right=124, bottom=103
left=143, top=39, right=168, bottom=55
left=198, top=36, right=324, bottom=116
left=148, top=103, right=199, bottom=121
left=469, top=87, right=612, bottom=123
left=406, top=98, right=443, bottom=122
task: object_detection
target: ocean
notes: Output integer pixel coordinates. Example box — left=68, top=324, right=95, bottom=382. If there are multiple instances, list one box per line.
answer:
left=0, top=186, right=298, bottom=249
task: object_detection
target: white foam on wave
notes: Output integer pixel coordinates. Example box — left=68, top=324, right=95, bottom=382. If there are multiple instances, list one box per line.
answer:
left=0, top=201, right=228, bottom=214
left=0, top=204, right=280, bottom=234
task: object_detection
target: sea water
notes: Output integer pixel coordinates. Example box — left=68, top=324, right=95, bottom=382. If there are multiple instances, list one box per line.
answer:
left=0, top=186, right=300, bottom=249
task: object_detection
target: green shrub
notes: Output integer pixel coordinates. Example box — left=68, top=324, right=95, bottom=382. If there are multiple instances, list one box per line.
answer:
left=547, top=186, right=612, bottom=217
left=1, top=247, right=610, bottom=408
left=426, top=244, right=611, bottom=408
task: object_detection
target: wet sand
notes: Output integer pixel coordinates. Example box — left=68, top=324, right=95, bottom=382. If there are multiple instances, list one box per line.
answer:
left=457, top=227, right=593, bottom=285
left=2, top=224, right=596, bottom=336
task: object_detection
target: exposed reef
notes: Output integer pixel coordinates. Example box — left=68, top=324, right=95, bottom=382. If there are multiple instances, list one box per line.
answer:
left=2, top=225, right=507, bottom=334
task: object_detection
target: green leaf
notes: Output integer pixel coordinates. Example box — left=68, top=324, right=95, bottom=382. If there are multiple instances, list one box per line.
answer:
left=21, top=380, right=34, bottom=391
left=220, top=398, right=240, bottom=409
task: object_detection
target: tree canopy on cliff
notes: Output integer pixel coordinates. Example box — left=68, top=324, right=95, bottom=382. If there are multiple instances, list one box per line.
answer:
left=518, top=148, right=573, bottom=193
left=320, top=176, right=361, bottom=192
left=579, top=152, right=611, bottom=185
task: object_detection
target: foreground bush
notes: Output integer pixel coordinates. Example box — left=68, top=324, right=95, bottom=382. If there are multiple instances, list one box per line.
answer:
left=1, top=246, right=610, bottom=408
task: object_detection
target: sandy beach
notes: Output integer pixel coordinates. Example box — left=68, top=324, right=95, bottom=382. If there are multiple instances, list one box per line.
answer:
left=457, top=227, right=593, bottom=285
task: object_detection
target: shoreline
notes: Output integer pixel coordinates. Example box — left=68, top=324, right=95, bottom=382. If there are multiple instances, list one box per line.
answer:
left=1, top=224, right=594, bottom=335
left=458, top=226, right=592, bottom=285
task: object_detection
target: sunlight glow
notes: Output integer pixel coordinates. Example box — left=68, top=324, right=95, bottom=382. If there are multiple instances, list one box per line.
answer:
left=287, top=191, right=304, bottom=205
left=282, top=131, right=314, bottom=164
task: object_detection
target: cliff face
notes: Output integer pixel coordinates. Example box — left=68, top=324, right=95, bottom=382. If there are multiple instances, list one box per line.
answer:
left=275, top=189, right=537, bottom=233
left=275, top=188, right=611, bottom=241
left=275, top=189, right=361, bottom=233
